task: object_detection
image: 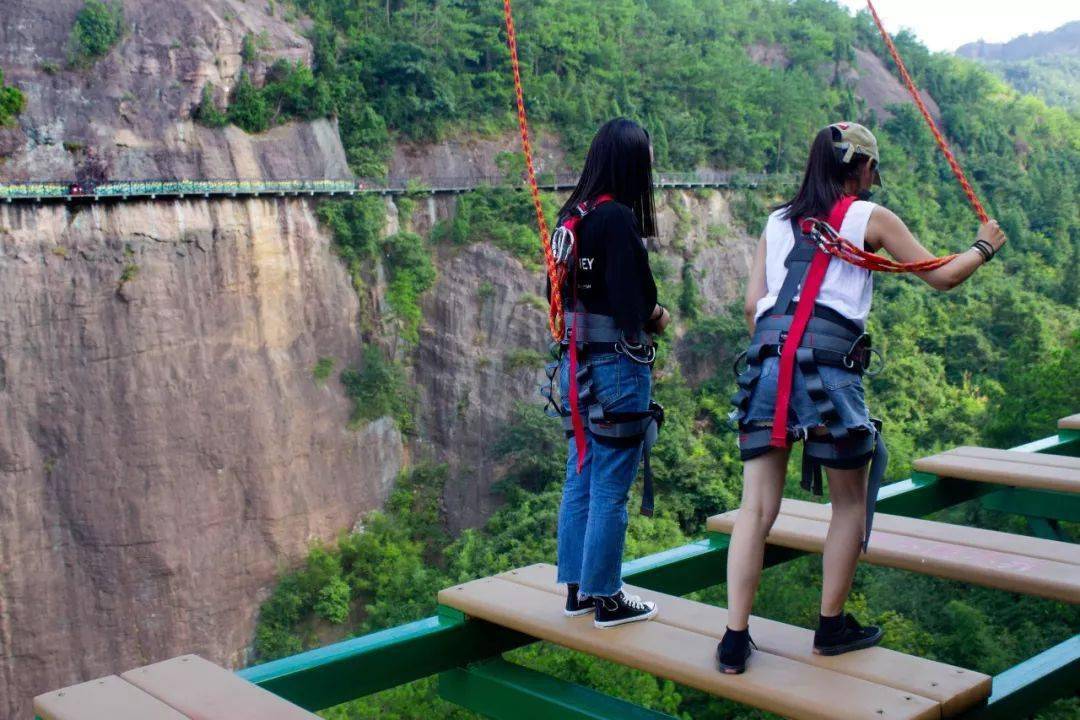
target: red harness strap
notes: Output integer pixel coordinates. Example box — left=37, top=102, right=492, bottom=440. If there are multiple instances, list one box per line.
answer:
left=769, top=195, right=858, bottom=448
left=563, top=195, right=615, bottom=471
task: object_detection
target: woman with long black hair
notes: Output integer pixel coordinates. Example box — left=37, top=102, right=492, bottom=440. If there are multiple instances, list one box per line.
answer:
left=554, top=118, right=670, bottom=628
left=719, top=122, right=1007, bottom=672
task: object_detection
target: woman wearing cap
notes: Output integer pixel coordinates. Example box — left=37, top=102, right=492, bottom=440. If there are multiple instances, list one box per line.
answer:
left=717, top=122, right=1007, bottom=674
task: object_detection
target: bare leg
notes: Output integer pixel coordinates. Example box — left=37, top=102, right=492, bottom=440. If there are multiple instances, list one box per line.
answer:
left=725, top=447, right=789, bottom=631
left=820, top=462, right=870, bottom=616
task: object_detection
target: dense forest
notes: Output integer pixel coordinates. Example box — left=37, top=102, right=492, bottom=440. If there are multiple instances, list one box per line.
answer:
left=240, top=1, right=1079, bottom=718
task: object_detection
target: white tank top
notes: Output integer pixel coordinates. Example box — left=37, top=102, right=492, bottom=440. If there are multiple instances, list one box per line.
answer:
left=754, top=200, right=876, bottom=327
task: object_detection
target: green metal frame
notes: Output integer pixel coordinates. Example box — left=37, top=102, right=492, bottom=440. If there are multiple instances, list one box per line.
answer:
left=439, top=658, right=678, bottom=720
left=228, top=430, right=1077, bottom=718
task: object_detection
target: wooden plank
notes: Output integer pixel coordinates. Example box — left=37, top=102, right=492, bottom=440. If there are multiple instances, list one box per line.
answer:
left=764, top=498, right=1080, bottom=567
left=942, top=447, right=1080, bottom=471
left=708, top=512, right=1080, bottom=604
left=34, top=675, right=189, bottom=720
left=501, top=563, right=990, bottom=717
left=1058, top=414, right=1080, bottom=431
left=438, top=576, right=940, bottom=720
left=911, top=453, right=1080, bottom=494
left=122, top=655, right=318, bottom=720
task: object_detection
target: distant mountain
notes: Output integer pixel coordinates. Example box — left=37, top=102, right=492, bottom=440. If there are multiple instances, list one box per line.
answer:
left=956, top=21, right=1079, bottom=61
left=957, top=21, right=1080, bottom=111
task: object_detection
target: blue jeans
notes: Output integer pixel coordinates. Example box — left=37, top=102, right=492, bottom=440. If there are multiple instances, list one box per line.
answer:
left=556, top=352, right=652, bottom=597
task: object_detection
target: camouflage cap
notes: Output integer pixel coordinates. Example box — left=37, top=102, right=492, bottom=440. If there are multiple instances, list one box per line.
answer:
left=830, top=121, right=882, bottom=186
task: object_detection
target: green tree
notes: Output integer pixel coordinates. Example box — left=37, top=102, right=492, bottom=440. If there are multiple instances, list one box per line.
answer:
left=228, top=71, right=270, bottom=133
left=193, top=84, right=228, bottom=127
left=68, top=0, right=125, bottom=67
left=0, top=68, right=25, bottom=126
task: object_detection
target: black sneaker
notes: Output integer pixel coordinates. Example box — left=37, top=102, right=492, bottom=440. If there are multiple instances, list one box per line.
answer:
left=716, top=627, right=756, bottom=674
left=563, top=583, right=594, bottom=617
left=813, top=613, right=884, bottom=656
left=593, top=590, right=658, bottom=628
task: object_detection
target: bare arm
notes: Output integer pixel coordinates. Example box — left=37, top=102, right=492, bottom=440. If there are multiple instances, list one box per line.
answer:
left=648, top=303, right=671, bottom=333
left=866, top=207, right=1007, bottom=291
left=744, top=232, right=768, bottom=332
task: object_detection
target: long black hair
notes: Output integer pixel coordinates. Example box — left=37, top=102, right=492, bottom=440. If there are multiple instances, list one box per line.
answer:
left=559, top=118, right=657, bottom=238
left=779, top=125, right=872, bottom=220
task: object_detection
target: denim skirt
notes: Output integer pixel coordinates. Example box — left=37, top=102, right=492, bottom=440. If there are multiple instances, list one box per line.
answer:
left=738, top=355, right=873, bottom=436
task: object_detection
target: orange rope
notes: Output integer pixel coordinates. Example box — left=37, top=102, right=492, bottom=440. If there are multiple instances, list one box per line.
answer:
left=503, top=0, right=563, bottom=341
left=865, top=0, right=989, bottom=223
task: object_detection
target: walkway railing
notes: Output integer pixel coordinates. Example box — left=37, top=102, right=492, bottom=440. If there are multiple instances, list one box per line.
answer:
left=0, top=171, right=794, bottom=203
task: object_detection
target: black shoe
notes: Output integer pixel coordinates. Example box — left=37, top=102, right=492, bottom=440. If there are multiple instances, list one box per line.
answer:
left=593, top=590, right=658, bottom=628
left=563, top=583, right=594, bottom=617
left=813, top=613, right=884, bottom=656
left=717, top=627, right=756, bottom=674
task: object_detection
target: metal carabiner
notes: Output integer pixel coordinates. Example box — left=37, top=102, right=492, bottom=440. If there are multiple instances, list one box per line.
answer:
left=615, top=340, right=657, bottom=366
left=732, top=350, right=749, bottom=377
left=864, top=348, right=886, bottom=376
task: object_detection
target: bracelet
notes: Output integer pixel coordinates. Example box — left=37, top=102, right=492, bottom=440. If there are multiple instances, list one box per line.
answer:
left=971, top=239, right=995, bottom=262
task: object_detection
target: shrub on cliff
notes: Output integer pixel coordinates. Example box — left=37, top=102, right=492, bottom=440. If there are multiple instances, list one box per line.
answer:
left=381, top=231, right=437, bottom=345
left=228, top=71, right=270, bottom=133
left=341, top=346, right=416, bottom=432
left=208, top=63, right=332, bottom=133
left=0, top=69, right=25, bottom=126
left=194, top=84, right=228, bottom=128
left=68, top=0, right=125, bottom=68
left=262, top=60, right=334, bottom=121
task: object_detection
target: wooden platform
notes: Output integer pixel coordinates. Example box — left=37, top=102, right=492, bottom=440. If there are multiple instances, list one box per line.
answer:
left=35, top=655, right=316, bottom=720
left=439, top=563, right=991, bottom=720
left=1060, top=414, right=1080, bottom=431
left=708, top=499, right=1080, bottom=603
left=912, top=446, right=1080, bottom=494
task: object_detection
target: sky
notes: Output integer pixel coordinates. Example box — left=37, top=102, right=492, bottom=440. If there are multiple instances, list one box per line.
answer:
left=836, top=0, right=1078, bottom=52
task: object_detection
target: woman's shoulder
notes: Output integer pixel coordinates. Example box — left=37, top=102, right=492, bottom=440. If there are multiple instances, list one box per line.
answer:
left=846, top=199, right=880, bottom=225
left=590, top=200, right=636, bottom=223
left=764, top=207, right=793, bottom=234
left=583, top=200, right=640, bottom=237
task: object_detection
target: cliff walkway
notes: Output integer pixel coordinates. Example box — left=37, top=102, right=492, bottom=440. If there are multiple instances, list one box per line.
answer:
left=0, top=171, right=791, bottom=204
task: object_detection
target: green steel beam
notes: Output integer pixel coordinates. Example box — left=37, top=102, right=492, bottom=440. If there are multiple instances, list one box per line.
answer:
left=1012, top=432, right=1080, bottom=456
left=438, top=658, right=678, bottom=720
left=1025, top=517, right=1072, bottom=542
left=239, top=607, right=532, bottom=711
left=981, top=487, right=1080, bottom=524
left=957, top=636, right=1080, bottom=720
left=876, top=472, right=996, bottom=517
left=620, top=536, right=727, bottom=594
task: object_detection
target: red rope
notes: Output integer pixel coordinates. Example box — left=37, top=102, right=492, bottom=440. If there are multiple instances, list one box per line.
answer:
left=503, top=0, right=563, bottom=341
left=805, top=217, right=957, bottom=273
left=865, top=0, right=988, bottom=224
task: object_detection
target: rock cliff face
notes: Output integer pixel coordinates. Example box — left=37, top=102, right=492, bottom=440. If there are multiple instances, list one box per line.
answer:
left=0, top=0, right=348, bottom=181
left=0, top=2, right=401, bottom=717
left=0, top=197, right=403, bottom=719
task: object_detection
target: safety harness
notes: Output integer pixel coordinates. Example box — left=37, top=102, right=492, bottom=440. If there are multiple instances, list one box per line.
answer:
left=732, top=196, right=888, bottom=550
left=541, top=196, right=665, bottom=517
